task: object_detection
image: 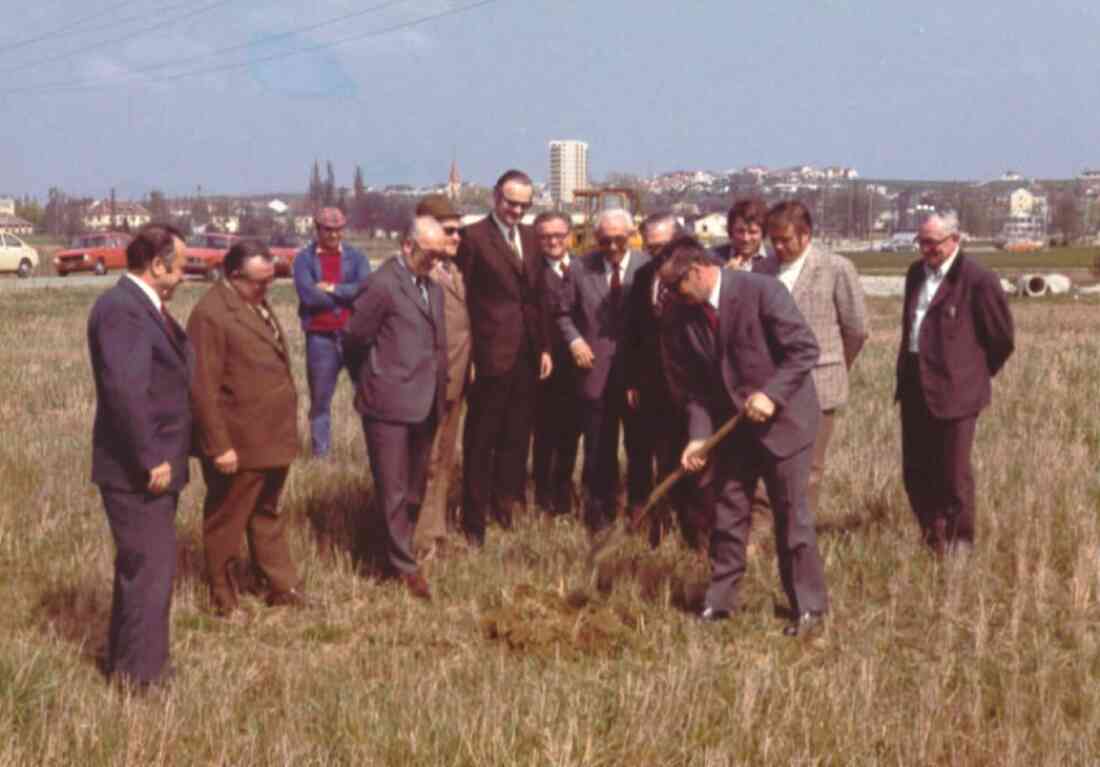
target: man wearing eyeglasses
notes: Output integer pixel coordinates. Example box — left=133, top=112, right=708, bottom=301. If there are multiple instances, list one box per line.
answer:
left=555, top=209, right=650, bottom=533
left=345, top=217, right=449, bottom=600
left=412, top=195, right=470, bottom=560
left=456, top=169, right=553, bottom=545
left=188, top=240, right=307, bottom=617
left=896, top=212, right=1014, bottom=557
left=531, top=211, right=582, bottom=516
left=292, top=208, right=371, bottom=458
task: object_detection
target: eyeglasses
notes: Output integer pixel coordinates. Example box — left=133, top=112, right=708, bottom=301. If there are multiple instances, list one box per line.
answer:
left=916, top=234, right=954, bottom=249
left=538, top=231, right=570, bottom=241
left=442, top=226, right=461, bottom=236
left=500, top=197, right=532, bottom=211
left=318, top=226, right=343, bottom=235
left=598, top=235, right=629, bottom=248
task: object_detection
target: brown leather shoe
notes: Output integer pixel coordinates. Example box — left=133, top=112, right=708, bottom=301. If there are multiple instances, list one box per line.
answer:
left=265, top=588, right=311, bottom=608
left=399, top=572, right=432, bottom=601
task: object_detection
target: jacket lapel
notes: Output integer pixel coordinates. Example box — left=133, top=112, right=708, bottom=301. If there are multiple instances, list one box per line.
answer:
left=394, top=259, right=435, bottom=324
left=221, top=282, right=288, bottom=361
left=791, top=245, right=820, bottom=302
left=926, top=252, right=964, bottom=313
left=122, top=276, right=187, bottom=362
left=487, top=219, right=524, bottom=277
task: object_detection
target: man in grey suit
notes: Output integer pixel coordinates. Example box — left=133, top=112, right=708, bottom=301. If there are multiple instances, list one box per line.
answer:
left=346, top=217, right=449, bottom=600
left=555, top=209, right=650, bottom=532
left=661, top=236, right=828, bottom=636
left=760, top=200, right=868, bottom=518
left=87, top=223, right=191, bottom=689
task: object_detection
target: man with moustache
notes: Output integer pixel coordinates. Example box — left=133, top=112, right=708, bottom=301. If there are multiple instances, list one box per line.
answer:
left=293, top=207, right=371, bottom=458
left=456, top=169, right=553, bottom=545
left=188, top=240, right=307, bottom=618
left=531, top=211, right=582, bottom=516
left=896, top=211, right=1014, bottom=555
left=711, top=198, right=770, bottom=271
left=87, top=223, right=191, bottom=689
left=761, top=200, right=868, bottom=520
left=412, top=195, right=471, bottom=559
left=555, top=209, right=650, bottom=532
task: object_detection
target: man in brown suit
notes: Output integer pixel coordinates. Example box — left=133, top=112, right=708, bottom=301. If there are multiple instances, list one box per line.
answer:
left=413, top=195, right=471, bottom=559
left=456, top=169, right=553, bottom=545
left=188, top=240, right=306, bottom=617
left=896, top=212, right=1014, bottom=554
left=761, top=200, right=869, bottom=517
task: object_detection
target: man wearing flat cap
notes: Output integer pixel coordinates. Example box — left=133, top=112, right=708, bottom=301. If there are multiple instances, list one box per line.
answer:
left=292, top=207, right=371, bottom=458
left=412, top=194, right=471, bottom=559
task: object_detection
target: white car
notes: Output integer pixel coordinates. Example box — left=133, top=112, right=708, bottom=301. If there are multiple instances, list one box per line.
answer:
left=0, top=232, right=39, bottom=278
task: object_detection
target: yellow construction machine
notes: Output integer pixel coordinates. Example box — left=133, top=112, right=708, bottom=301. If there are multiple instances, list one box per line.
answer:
left=568, top=187, right=645, bottom=254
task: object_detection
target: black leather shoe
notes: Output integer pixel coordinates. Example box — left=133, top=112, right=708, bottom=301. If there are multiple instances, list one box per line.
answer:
left=783, top=611, right=825, bottom=637
left=699, top=606, right=731, bottom=622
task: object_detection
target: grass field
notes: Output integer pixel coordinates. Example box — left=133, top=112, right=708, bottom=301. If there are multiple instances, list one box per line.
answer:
left=1, top=284, right=1099, bottom=766
left=844, top=246, right=1100, bottom=277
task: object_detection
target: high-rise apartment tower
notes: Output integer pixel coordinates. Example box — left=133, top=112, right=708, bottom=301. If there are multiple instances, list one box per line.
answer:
left=548, top=140, right=588, bottom=204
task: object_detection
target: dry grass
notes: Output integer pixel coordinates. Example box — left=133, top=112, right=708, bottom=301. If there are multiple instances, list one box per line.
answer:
left=1, top=283, right=1098, bottom=766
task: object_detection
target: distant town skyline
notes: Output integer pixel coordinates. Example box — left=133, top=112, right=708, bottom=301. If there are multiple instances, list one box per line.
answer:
left=3, top=0, right=1099, bottom=199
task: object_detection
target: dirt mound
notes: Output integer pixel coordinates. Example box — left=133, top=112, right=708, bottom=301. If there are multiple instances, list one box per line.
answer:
left=479, top=583, right=642, bottom=659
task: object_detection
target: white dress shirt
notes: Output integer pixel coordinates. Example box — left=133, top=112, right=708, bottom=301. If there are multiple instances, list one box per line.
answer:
left=491, top=211, right=523, bottom=260
left=908, top=246, right=959, bottom=352
left=125, top=271, right=163, bottom=313
left=605, top=251, right=631, bottom=286
left=545, top=253, right=570, bottom=278
left=777, top=248, right=809, bottom=293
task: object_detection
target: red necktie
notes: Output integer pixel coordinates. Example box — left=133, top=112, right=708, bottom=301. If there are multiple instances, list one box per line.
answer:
left=609, top=263, right=622, bottom=306
left=700, top=303, right=718, bottom=334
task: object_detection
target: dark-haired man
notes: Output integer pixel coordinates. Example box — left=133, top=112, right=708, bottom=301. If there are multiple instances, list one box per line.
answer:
left=87, top=223, right=191, bottom=688
left=660, top=236, right=828, bottom=636
left=456, top=169, right=552, bottom=544
left=711, top=198, right=770, bottom=271
left=761, top=200, right=868, bottom=520
left=188, top=240, right=306, bottom=617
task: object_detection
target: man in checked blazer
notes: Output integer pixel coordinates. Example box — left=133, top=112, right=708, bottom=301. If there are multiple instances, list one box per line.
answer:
left=456, top=169, right=553, bottom=545
left=759, top=200, right=869, bottom=518
left=346, top=217, right=449, bottom=600
left=87, top=223, right=191, bottom=689
left=896, top=211, right=1013, bottom=555
left=555, top=209, right=651, bottom=532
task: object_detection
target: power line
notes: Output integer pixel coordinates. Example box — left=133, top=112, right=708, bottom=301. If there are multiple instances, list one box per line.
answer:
left=0, top=0, right=146, bottom=54
left=0, top=0, right=235, bottom=76
left=3, top=0, right=501, bottom=96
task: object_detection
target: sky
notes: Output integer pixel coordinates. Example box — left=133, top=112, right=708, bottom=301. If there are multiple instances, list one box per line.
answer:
left=1, top=0, right=1098, bottom=199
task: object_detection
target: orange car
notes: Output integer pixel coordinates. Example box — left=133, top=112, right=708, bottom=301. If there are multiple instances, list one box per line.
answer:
left=267, top=233, right=304, bottom=277
left=54, top=232, right=132, bottom=276
left=184, top=233, right=238, bottom=280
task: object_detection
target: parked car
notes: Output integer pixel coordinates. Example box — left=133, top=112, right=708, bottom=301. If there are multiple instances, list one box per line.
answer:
left=267, top=233, right=305, bottom=277
left=184, top=233, right=238, bottom=280
left=54, top=232, right=131, bottom=276
left=0, top=232, right=40, bottom=278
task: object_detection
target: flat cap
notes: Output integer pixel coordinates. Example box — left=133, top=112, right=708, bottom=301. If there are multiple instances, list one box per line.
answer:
left=416, top=194, right=460, bottom=221
left=314, top=207, right=347, bottom=229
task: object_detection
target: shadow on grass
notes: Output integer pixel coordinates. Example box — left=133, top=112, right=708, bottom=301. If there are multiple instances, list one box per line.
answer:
left=290, top=479, right=389, bottom=576
left=815, top=493, right=894, bottom=539
left=33, top=583, right=110, bottom=670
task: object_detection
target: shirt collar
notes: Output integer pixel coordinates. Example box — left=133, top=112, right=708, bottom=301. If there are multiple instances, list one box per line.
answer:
left=605, top=251, right=631, bottom=274
left=125, top=271, right=162, bottom=313
left=707, top=268, right=721, bottom=310
left=778, top=246, right=810, bottom=274
left=545, top=253, right=570, bottom=272
left=490, top=211, right=514, bottom=240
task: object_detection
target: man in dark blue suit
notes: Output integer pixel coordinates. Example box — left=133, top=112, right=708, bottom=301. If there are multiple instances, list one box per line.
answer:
left=660, top=236, right=828, bottom=636
left=346, top=217, right=449, bottom=600
left=87, top=223, right=192, bottom=688
left=555, top=209, right=650, bottom=532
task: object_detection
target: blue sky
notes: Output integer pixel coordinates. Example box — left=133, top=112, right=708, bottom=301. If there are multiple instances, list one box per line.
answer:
left=2, top=0, right=1098, bottom=199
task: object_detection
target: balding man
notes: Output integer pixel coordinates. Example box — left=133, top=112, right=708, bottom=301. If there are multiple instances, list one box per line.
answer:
left=896, top=212, right=1014, bottom=556
left=456, top=169, right=552, bottom=545
left=555, top=209, right=650, bottom=532
left=346, top=217, right=449, bottom=599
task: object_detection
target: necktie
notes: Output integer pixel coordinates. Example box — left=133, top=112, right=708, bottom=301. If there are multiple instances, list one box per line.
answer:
left=507, top=227, right=521, bottom=260
left=253, top=302, right=282, bottom=346
left=700, top=303, right=719, bottom=334
left=609, top=263, right=622, bottom=307
left=416, top=276, right=430, bottom=307
left=560, top=260, right=570, bottom=278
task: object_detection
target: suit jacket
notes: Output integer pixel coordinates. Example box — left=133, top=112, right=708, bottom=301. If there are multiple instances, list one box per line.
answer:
left=292, top=241, right=372, bottom=331
left=759, top=243, right=868, bottom=411
left=430, top=260, right=472, bottom=404
left=537, top=255, right=573, bottom=365
left=187, top=280, right=298, bottom=469
left=346, top=256, right=448, bottom=424
left=555, top=249, right=650, bottom=400
left=895, top=251, right=1014, bottom=419
left=623, top=256, right=676, bottom=400
left=664, top=269, right=821, bottom=459
left=455, top=216, right=547, bottom=377
left=88, top=276, right=193, bottom=493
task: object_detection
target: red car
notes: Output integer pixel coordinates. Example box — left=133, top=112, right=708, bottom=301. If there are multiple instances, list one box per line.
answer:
left=267, top=233, right=305, bottom=277
left=184, top=233, right=238, bottom=280
left=54, top=232, right=132, bottom=276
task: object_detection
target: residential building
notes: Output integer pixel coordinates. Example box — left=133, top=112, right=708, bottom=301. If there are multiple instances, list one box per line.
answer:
left=549, top=140, right=588, bottom=204
left=83, top=200, right=151, bottom=231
